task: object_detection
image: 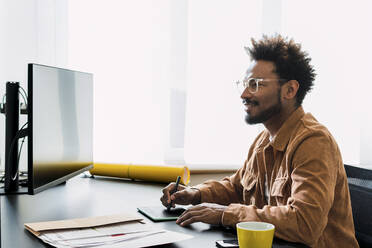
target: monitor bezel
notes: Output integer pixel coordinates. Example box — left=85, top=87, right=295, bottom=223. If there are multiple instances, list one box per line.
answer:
left=27, top=63, right=93, bottom=195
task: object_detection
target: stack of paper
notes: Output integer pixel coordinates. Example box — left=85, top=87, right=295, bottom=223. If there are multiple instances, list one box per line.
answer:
left=25, top=213, right=192, bottom=248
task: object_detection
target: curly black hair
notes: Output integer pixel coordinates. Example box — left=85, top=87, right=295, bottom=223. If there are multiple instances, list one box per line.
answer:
left=245, top=35, right=316, bottom=106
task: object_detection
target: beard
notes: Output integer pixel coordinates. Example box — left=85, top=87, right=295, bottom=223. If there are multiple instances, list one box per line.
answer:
left=244, top=90, right=282, bottom=125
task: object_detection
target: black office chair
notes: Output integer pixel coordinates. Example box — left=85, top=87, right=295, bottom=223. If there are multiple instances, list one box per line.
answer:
left=344, top=164, right=372, bottom=248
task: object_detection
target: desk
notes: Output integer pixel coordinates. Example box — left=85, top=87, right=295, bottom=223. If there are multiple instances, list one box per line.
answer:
left=1, top=175, right=306, bottom=247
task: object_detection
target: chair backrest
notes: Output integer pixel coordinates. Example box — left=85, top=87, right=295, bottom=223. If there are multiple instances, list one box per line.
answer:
left=344, top=164, right=372, bottom=248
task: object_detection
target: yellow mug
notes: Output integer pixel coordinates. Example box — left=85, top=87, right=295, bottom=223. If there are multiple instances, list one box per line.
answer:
left=236, top=221, right=275, bottom=248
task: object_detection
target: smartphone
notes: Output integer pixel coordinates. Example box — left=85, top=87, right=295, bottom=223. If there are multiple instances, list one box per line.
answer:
left=215, top=239, right=239, bottom=248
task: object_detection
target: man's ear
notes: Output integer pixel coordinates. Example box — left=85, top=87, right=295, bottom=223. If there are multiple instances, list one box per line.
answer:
left=282, top=80, right=299, bottom=100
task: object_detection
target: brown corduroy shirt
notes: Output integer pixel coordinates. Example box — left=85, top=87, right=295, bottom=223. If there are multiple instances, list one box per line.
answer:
left=194, top=106, right=359, bottom=247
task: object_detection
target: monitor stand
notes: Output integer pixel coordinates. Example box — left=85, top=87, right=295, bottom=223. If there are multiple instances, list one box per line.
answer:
left=0, top=171, right=29, bottom=195
left=0, top=187, right=28, bottom=195
left=1, top=82, right=29, bottom=195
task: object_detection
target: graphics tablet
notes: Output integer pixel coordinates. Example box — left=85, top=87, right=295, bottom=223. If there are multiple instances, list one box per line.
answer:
left=137, top=206, right=186, bottom=222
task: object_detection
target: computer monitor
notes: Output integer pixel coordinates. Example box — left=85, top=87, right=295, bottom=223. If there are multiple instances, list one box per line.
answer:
left=27, top=64, right=93, bottom=194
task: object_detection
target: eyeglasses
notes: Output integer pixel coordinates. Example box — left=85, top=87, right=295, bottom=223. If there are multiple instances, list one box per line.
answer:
left=234, top=78, right=288, bottom=94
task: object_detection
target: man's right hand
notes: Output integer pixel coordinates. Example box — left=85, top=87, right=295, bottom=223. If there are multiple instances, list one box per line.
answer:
left=160, top=183, right=201, bottom=209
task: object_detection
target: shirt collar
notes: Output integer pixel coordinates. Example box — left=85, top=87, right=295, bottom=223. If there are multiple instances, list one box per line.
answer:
left=271, top=106, right=305, bottom=151
left=256, top=106, right=305, bottom=151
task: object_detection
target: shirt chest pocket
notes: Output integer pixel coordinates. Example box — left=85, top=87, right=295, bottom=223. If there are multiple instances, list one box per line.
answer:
left=271, top=177, right=290, bottom=205
left=241, top=176, right=258, bottom=205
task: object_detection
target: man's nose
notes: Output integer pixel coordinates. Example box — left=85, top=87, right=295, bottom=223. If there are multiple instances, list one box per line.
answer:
left=240, top=87, right=253, bottom=100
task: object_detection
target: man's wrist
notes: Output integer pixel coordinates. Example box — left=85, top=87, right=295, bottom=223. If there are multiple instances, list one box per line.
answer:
left=190, top=187, right=201, bottom=205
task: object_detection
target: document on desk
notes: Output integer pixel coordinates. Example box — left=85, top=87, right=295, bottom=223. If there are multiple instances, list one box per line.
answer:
left=25, top=213, right=193, bottom=248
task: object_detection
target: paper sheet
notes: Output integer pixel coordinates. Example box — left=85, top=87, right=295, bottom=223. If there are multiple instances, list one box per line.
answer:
left=33, top=221, right=192, bottom=248
left=25, top=212, right=193, bottom=247
left=40, top=229, right=166, bottom=248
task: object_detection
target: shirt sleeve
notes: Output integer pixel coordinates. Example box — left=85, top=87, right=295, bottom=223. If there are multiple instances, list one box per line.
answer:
left=221, top=133, right=339, bottom=247
left=192, top=164, right=246, bottom=205
left=192, top=133, right=265, bottom=205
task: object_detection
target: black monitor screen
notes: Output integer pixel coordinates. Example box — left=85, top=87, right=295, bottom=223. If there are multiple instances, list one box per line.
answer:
left=28, top=64, right=93, bottom=194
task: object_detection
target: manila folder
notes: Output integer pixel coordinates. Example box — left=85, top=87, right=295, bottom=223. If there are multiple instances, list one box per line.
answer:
left=24, top=213, right=144, bottom=236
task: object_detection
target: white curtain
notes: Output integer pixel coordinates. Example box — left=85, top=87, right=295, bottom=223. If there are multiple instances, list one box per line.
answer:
left=67, top=0, right=372, bottom=169
left=281, top=0, right=372, bottom=165
left=184, top=0, right=263, bottom=168
left=0, top=0, right=68, bottom=171
left=68, top=0, right=169, bottom=165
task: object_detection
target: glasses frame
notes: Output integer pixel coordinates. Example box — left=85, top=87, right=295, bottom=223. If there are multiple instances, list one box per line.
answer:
left=234, top=77, right=288, bottom=94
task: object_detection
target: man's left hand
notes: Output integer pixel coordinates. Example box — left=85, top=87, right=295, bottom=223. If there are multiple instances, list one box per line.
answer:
left=176, top=203, right=227, bottom=226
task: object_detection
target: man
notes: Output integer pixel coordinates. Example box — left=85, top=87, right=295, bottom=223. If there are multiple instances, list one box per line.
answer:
left=160, top=35, right=359, bottom=247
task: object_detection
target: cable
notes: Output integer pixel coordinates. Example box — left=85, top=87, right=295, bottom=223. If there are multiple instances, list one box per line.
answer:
left=2, top=85, right=28, bottom=113
left=17, top=122, right=28, bottom=136
left=0, top=171, right=5, bottom=183
left=6, top=122, right=28, bottom=182
left=19, top=91, right=27, bottom=108
left=15, top=137, right=26, bottom=181
left=19, top=85, right=28, bottom=106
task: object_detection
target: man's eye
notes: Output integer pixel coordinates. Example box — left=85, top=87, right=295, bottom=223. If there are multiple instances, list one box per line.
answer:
left=248, top=79, right=257, bottom=89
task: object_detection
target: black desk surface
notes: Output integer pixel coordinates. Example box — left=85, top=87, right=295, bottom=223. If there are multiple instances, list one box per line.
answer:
left=0, top=175, right=306, bottom=248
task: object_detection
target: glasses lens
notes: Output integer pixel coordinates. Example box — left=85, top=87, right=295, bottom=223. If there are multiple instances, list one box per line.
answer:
left=235, top=78, right=260, bottom=94
left=247, top=78, right=258, bottom=93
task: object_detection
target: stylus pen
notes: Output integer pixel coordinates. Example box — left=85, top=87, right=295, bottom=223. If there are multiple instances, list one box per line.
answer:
left=167, top=176, right=181, bottom=211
